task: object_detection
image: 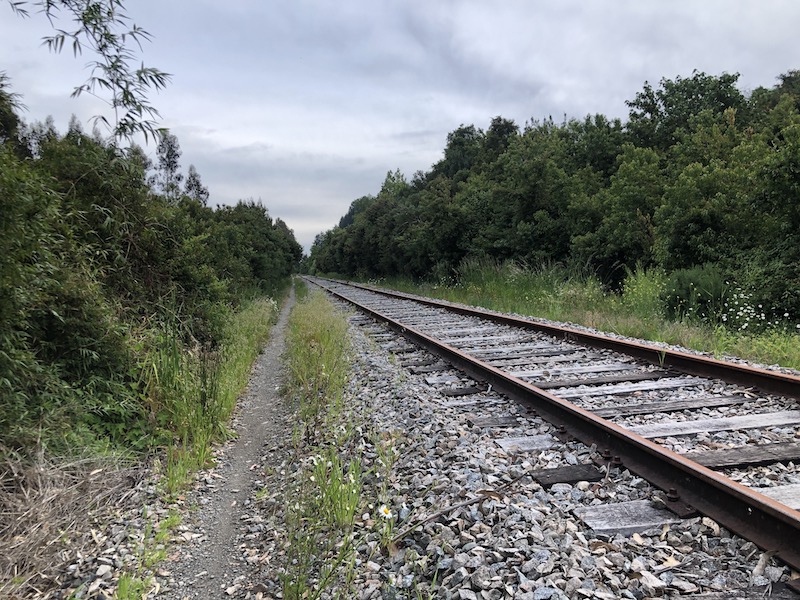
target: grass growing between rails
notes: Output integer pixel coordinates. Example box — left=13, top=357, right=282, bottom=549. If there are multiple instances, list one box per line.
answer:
left=373, top=259, right=800, bottom=371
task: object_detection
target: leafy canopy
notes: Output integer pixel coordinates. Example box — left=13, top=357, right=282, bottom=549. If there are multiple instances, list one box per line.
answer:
left=7, top=0, right=171, bottom=142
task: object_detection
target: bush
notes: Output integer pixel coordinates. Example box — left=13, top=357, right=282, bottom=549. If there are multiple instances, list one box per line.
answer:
left=621, top=266, right=667, bottom=319
left=663, top=264, right=729, bottom=322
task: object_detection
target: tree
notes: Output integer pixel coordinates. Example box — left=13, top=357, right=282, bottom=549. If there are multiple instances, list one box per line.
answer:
left=562, top=114, right=625, bottom=180
left=571, top=145, right=664, bottom=285
left=338, top=195, right=375, bottom=228
left=480, top=116, right=518, bottom=166
left=7, top=0, right=170, bottom=142
left=626, top=71, right=746, bottom=151
left=431, top=124, right=484, bottom=182
left=184, top=164, right=209, bottom=205
left=156, top=131, right=183, bottom=201
left=0, top=72, right=23, bottom=145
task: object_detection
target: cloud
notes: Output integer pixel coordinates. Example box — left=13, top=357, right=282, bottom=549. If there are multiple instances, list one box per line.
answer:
left=3, top=0, right=800, bottom=255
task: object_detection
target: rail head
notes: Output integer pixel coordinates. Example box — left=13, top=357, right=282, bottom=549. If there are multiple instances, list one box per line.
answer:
left=307, top=275, right=800, bottom=572
left=317, top=277, right=800, bottom=400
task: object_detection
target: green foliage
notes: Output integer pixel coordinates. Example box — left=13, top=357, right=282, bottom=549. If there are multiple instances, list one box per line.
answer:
left=572, top=145, right=664, bottom=286
left=310, top=449, right=362, bottom=529
left=663, top=264, right=729, bottom=322
left=312, top=67, right=800, bottom=327
left=0, top=72, right=23, bottom=147
left=621, top=267, right=667, bottom=319
left=8, top=0, right=171, bottom=141
left=281, top=291, right=359, bottom=600
left=0, top=77, right=301, bottom=458
left=285, top=292, right=350, bottom=443
left=626, top=70, right=747, bottom=151
left=0, top=146, right=142, bottom=452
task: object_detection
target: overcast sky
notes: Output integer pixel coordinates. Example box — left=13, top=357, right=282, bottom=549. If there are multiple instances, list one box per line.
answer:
left=2, top=1, right=799, bottom=251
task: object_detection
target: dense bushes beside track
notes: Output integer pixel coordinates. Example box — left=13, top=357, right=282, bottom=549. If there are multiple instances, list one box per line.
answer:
left=0, top=82, right=302, bottom=456
left=309, top=70, right=800, bottom=327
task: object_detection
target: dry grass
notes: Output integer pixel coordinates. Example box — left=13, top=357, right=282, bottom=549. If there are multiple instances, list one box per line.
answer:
left=0, top=450, right=141, bottom=598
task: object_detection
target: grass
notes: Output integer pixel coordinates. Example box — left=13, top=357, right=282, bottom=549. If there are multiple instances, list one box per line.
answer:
left=371, top=258, right=800, bottom=370
left=284, top=291, right=351, bottom=445
left=279, top=289, right=442, bottom=599
left=114, top=508, right=181, bottom=600
left=107, top=296, right=281, bottom=596
left=280, top=290, right=363, bottom=600
left=140, top=297, right=280, bottom=498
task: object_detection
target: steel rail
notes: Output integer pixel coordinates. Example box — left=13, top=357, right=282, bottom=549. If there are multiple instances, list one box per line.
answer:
left=331, top=278, right=800, bottom=400
left=307, top=276, right=800, bottom=574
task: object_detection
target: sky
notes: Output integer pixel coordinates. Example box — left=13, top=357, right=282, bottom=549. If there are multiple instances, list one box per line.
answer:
left=2, top=1, right=799, bottom=252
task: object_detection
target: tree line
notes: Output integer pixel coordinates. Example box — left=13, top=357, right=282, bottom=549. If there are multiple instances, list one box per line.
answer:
left=309, top=70, right=800, bottom=323
left=0, top=75, right=302, bottom=452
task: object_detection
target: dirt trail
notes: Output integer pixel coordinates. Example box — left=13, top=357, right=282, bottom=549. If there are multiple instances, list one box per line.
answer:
left=157, top=286, right=296, bottom=599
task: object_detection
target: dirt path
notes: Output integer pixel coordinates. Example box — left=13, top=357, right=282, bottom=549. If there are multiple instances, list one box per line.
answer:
left=157, top=286, right=296, bottom=599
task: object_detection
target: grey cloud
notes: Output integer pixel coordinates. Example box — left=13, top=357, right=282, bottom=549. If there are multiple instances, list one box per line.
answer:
left=4, top=0, right=800, bottom=255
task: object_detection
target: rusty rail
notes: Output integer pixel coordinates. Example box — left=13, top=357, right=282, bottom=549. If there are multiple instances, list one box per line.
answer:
left=307, top=276, right=800, bottom=575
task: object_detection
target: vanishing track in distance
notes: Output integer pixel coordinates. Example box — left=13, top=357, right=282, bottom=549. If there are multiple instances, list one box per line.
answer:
left=306, top=276, right=800, bottom=586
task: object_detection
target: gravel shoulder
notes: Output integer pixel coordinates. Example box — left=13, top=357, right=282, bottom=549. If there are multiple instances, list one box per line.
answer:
left=30, top=287, right=794, bottom=599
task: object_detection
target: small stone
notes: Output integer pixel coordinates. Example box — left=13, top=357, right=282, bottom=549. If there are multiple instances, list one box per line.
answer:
left=639, top=571, right=666, bottom=596
left=471, top=565, right=492, bottom=590
left=668, top=577, right=698, bottom=593
left=95, top=564, right=113, bottom=579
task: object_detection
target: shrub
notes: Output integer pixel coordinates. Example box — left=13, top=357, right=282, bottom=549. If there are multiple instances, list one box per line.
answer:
left=663, top=264, right=729, bottom=322
left=622, top=266, right=668, bottom=319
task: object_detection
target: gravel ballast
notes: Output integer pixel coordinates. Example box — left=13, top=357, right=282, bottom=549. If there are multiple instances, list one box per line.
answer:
left=13, top=292, right=797, bottom=599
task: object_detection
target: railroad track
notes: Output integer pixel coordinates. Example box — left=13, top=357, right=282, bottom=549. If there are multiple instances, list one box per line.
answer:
left=305, top=276, right=800, bottom=590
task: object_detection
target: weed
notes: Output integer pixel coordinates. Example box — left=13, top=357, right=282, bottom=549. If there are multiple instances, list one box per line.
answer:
left=142, top=297, right=279, bottom=497
left=281, top=291, right=361, bottom=599
left=377, top=263, right=800, bottom=371
left=115, top=573, right=149, bottom=599
left=284, top=292, right=350, bottom=444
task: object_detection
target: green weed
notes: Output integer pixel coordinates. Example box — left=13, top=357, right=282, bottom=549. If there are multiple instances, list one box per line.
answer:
left=378, top=262, right=800, bottom=370
left=281, top=291, right=362, bottom=600
left=115, top=573, right=149, bottom=599
left=140, top=297, right=279, bottom=497
left=284, top=292, right=350, bottom=444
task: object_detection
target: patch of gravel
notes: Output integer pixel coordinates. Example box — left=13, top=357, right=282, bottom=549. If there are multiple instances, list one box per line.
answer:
left=17, top=287, right=795, bottom=599
left=241, top=307, right=795, bottom=599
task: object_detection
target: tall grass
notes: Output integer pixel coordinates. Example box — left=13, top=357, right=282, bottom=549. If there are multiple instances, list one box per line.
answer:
left=142, top=297, right=279, bottom=496
left=378, top=258, right=800, bottom=370
left=284, top=291, right=351, bottom=443
left=281, top=291, right=361, bottom=599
